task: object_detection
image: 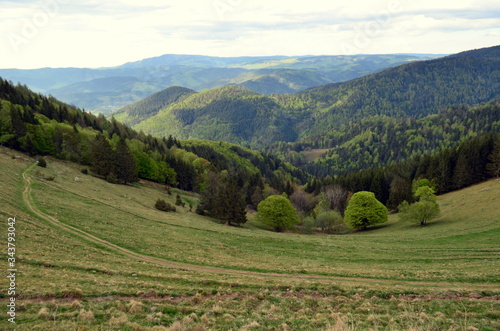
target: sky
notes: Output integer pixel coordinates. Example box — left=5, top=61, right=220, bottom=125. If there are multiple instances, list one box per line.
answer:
left=1, top=0, right=499, bottom=69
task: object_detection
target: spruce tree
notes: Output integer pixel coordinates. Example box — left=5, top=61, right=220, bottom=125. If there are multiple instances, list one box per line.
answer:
left=114, top=137, right=138, bottom=184
left=487, top=136, right=500, bottom=177
left=90, top=133, right=114, bottom=177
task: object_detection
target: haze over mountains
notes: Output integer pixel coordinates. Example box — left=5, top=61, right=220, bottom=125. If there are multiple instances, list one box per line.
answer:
left=0, top=53, right=440, bottom=113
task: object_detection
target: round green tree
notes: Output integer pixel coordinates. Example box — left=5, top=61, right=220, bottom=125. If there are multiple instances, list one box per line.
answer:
left=257, top=195, right=299, bottom=232
left=398, top=186, right=440, bottom=226
left=344, top=191, right=388, bottom=230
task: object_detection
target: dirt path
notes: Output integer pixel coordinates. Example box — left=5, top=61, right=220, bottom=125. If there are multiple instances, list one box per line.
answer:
left=20, top=163, right=497, bottom=289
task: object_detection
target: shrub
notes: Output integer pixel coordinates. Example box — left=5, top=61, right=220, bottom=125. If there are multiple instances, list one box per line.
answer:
left=37, top=157, right=47, bottom=168
left=106, top=173, right=119, bottom=184
left=155, top=199, right=176, bottom=212
left=81, top=168, right=88, bottom=175
left=301, top=216, right=316, bottom=234
left=175, top=194, right=185, bottom=207
left=315, top=210, right=344, bottom=233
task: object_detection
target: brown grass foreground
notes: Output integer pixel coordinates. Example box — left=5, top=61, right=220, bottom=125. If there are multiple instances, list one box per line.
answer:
left=0, top=148, right=498, bottom=330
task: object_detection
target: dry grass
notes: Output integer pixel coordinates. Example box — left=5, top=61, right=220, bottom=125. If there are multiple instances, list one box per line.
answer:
left=0, top=147, right=498, bottom=330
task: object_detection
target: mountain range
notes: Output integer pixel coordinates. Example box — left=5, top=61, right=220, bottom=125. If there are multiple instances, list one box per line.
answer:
left=113, top=45, right=500, bottom=174
left=0, top=54, right=439, bottom=113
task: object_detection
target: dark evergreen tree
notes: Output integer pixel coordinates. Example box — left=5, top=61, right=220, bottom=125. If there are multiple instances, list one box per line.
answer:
left=487, top=136, right=500, bottom=177
left=115, top=137, right=138, bottom=184
left=90, top=133, right=114, bottom=177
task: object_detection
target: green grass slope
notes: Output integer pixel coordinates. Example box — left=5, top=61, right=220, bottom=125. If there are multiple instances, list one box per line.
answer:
left=0, top=149, right=498, bottom=330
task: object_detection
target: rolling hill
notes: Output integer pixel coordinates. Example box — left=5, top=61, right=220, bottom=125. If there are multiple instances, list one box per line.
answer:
left=132, top=85, right=298, bottom=147
left=0, top=54, right=435, bottom=113
left=119, top=45, right=500, bottom=156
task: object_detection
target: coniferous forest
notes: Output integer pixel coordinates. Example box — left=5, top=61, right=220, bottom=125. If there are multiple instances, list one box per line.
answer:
left=1, top=45, right=500, bottom=226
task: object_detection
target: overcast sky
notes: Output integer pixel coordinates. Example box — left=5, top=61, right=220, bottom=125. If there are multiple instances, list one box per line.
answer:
left=1, top=0, right=499, bottom=69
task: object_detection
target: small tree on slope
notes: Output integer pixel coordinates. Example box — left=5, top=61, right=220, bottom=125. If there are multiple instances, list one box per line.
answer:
left=344, top=191, right=388, bottom=230
left=398, top=186, right=440, bottom=226
left=257, top=195, right=299, bottom=232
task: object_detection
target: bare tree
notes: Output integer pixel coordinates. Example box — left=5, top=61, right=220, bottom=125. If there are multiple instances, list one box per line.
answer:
left=322, top=185, right=348, bottom=214
left=290, top=189, right=315, bottom=213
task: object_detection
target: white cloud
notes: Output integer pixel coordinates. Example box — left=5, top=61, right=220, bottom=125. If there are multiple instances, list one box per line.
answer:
left=0, top=0, right=498, bottom=68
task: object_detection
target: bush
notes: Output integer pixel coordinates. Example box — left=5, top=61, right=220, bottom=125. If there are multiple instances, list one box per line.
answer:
left=315, top=210, right=344, bottom=233
left=175, top=194, right=185, bottom=207
left=301, top=216, right=316, bottom=234
left=37, top=157, right=47, bottom=168
left=106, top=173, right=119, bottom=184
left=155, top=199, right=176, bottom=212
left=81, top=168, right=88, bottom=175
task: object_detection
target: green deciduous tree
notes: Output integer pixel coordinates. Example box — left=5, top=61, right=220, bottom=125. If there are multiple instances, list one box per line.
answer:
left=256, top=195, right=299, bottom=232
left=344, top=191, right=388, bottom=230
left=398, top=186, right=440, bottom=226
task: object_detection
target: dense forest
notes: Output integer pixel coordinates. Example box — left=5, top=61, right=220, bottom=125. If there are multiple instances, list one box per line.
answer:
left=0, top=78, right=305, bottom=208
left=305, top=132, right=500, bottom=210
left=267, top=101, right=500, bottom=176
left=115, top=45, right=500, bottom=151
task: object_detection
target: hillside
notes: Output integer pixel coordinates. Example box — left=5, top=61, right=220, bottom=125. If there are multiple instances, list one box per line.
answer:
left=1, top=148, right=498, bottom=329
left=292, top=45, right=500, bottom=138
left=269, top=101, right=500, bottom=176
left=0, top=77, right=306, bottom=201
left=113, top=86, right=197, bottom=126
left=0, top=54, right=433, bottom=113
left=133, top=85, right=300, bottom=147
left=123, top=45, right=500, bottom=156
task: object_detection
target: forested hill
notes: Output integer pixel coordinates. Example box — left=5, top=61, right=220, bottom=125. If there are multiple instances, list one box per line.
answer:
left=291, top=45, right=500, bottom=138
left=113, top=86, right=196, bottom=126
left=131, top=85, right=298, bottom=147
left=267, top=101, right=500, bottom=177
left=0, top=78, right=307, bottom=203
left=0, top=54, right=432, bottom=113
left=120, top=45, right=500, bottom=150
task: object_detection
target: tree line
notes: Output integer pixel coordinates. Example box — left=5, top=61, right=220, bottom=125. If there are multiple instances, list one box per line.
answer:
left=0, top=78, right=304, bottom=205
left=305, top=133, right=500, bottom=210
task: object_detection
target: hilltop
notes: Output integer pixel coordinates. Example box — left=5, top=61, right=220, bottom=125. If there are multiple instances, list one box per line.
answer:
left=116, top=45, right=500, bottom=173
left=0, top=54, right=436, bottom=113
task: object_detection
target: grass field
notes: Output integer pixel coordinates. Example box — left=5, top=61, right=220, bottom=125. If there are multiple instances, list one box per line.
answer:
left=0, top=147, right=498, bottom=330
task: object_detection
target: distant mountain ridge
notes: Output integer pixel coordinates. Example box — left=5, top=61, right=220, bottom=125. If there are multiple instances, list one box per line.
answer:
left=0, top=54, right=438, bottom=113
left=115, top=45, right=500, bottom=171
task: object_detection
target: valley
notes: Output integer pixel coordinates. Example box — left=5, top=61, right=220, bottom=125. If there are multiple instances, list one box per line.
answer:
left=1, top=44, right=499, bottom=330
left=1, top=149, right=499, bottom=330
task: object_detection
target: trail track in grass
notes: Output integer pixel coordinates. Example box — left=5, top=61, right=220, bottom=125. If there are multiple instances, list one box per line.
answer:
left=20, top=162, right=498, bottom=291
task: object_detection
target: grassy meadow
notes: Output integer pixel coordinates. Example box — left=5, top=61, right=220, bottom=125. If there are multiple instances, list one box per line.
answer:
left=0, top=147, right=498, bottom=330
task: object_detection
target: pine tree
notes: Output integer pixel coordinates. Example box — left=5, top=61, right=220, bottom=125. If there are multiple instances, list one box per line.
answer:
left=218, top=177, right=247, bottom=226
left=114, top=137, right=138, bottom=184
left=90, top=133, right=114, bottom=177
left=452, top=151, right=473, bottom=189
left=486, top=136, right=500, bottom=177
